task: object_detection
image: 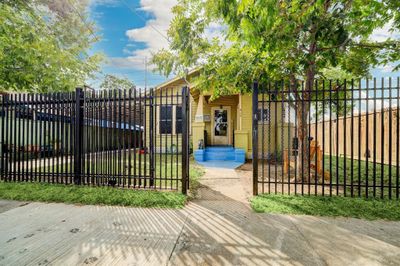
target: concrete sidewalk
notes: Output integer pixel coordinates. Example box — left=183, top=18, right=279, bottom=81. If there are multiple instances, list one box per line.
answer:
left=0, top=167, right=400, bottom=265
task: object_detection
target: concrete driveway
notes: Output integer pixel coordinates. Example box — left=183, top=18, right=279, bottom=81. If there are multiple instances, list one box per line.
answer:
left=0, top=167, right=400, bottom=265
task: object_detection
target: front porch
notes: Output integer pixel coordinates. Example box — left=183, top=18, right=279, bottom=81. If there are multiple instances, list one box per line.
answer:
left=194, top=146, right=245, bottom=168
left=191, top=92, right=250, bottom=167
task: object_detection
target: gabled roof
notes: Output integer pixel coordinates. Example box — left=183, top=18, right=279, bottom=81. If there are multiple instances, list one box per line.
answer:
left=155, top=68, right=201, bottom=90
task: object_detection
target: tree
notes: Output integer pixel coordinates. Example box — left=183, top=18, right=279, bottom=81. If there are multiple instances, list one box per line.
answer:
left=152, top=0, right=400, bottom=178
left=0, top=0, right=102, bottom=93
left=100, top=74, right=135, bottom=91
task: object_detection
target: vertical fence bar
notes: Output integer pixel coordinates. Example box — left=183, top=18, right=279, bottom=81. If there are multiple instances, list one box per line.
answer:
left=380, top=78, right=385, bottom=198
left=397, top=77, right=400, bottom=199
left=343, top=80, right=347, bottom=196
left=293, top=82, right=297, bottom=195
left=287, top=81, right=291, bottom=195
left=5, top=94, right=9, bottom=181
left=281, top=81, right=285, bottom=194
left=308, top=80, right=312, bottom=196
left=350, top=79, right=355, bottom=197
left=17, top=94, right=21, bottom=181
left=117, top=89, right=122, bottom=186
left=329, top=80, right=333, bottom=196
left=145, top=89, right=150, bottom=187
left=373, top=78, right=377, bottom=197
left=164, top=88, right=168, bottom=189
left=357, top=80, right=362, bottom=197
left=181, top=86, right=189, bottom=195
left=274, top=83, right=278, bottom=194
left=315, top=80, right=319, bottom=195
left=149, top=88, right=155, bottom=187
left=74, top=88, right=84, bottom=185
left=177, top=90, right=180, bottom=189
left=139, top=88, right=143, bottom=187
left=170, top=89, right=173, bottom=190
left=388, top=78, right=393, bottom=199
left=0, top=94, right=5, bottom=180
left=252, top=81, right=259, bottom=195
left=365, top=79, right=369, bottom=198
left=21, top=94, right=26, bottom=182
left=261, top=85, right=265, bottom=194
left=12, top=94, right=16, bottom=181
left=322, top=80, right=326, bottom=196
left=268, top=82, right=272, bottom=194
left=55, top=92, right=60, bottom=183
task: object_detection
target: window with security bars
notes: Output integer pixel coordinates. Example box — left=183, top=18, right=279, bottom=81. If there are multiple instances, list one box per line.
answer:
left=175, top=106, right=183, bottom=134
left=160, top=106, right=173, bottom=134
left=257, top=108, right=270, bottom=123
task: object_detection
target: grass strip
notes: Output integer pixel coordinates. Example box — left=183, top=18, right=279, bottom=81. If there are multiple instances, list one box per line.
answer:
left=0, top=181, right=186, bottom=209
left=251, top=193, right=400, bottom=220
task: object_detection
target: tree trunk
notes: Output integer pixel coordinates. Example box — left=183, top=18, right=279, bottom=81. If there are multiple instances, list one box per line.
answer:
left=296, top=98, right=310, bottom=181
left=295, top=67, right=314, bottom=182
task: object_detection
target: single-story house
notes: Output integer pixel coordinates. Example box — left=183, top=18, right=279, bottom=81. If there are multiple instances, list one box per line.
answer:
left=153, top=69, right=293, bottom=165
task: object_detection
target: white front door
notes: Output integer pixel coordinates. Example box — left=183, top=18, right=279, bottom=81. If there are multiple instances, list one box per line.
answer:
left=211, top=106, right=231, bottom=145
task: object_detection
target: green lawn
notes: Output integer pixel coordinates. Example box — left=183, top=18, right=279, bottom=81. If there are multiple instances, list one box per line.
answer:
left=0, top=182, right=186, bottom=208
left=251, top=193, right=400, bottom=220
left=0, top=157, right=205, bottom=208
left=326, top=156, right=398, bottom=186
left=32, top=154, right=197, bottom=190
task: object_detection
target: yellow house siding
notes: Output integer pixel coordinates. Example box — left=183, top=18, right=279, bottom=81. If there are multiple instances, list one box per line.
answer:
left=144, top=83, right=195, bottom=152
left=149, top=73, right=290, bottom=159
left=240, top=94, right=253, bottom=158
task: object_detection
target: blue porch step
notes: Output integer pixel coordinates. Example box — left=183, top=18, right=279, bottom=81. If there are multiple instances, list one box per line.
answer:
left=194, top=146, right=245, bottom=165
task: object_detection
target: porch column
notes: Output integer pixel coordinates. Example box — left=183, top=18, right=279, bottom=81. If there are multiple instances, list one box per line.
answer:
left=193, top=95, right=206, bottom=151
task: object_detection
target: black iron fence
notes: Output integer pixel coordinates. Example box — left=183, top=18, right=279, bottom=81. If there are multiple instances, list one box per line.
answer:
left=252, top=78, right=400, bottom=199
left=0, top=87, right=190, bottom=193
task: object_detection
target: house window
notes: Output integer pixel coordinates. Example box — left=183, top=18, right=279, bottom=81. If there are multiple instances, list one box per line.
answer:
left=159, top=105, right=184, bottom=134
left=257, top=108, right=270, bottom=123
left=160, top=106, right=173, bottom=134
left=175, top=106, right=183, bottom=134
left=16, top=105, right=34, bottom=119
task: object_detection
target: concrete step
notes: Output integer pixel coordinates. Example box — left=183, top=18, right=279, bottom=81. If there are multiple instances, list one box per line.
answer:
left=205, top=146, right=235, bottom=152
left=194, top=147, right=246, bottom=164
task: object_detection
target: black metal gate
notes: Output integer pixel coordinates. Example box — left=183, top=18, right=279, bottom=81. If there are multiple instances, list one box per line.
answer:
left=252, top=78, right=400, bottom=199
left=0, top=87, right=190, bottom=194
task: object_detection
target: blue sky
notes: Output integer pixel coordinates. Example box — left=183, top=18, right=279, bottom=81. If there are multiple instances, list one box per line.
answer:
left=86, top=0, right=400, bottom=89
left=87, top=0, right=177, bottom=88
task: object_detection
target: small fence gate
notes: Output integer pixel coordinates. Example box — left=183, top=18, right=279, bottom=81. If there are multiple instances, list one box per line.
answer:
left=0, top=87, right=190, bottom=194
left=252, top=78, right=400, bottom=199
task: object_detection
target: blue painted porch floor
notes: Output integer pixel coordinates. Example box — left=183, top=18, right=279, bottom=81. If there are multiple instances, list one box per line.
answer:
left=195, top=160, right=244, bottom=169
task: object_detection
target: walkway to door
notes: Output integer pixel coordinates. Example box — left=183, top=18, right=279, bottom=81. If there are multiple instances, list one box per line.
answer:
left=0, top=165, right=399, bottom=265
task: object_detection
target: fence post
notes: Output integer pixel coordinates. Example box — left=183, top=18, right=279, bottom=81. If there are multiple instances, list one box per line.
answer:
left=181, top=86, right=189, bottom=195
left=149, top=88, right=155, bottom=186
left=0, top=94, right=5, bottom=180
left=252, top=81, right=259, bottom=195
left=74, top=88, right=84, bottom=185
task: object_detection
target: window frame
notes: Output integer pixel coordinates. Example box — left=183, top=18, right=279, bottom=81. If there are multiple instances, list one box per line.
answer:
left=257, top=106, right=270, bottom=124
left=158, top=105, right=173, bottom=134
left=158, top=105, right=184, bottom=135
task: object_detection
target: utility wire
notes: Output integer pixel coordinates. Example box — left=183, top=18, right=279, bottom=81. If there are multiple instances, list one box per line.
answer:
left=67, top=0, right=100, bottom=42
left=119, top=0, right=170, bottom=43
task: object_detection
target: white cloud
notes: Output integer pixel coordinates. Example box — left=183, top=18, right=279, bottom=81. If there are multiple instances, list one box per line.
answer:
left=123, top=0, right=177, bottom=70
left=107, top=57, right=147, bottom=69
left=377, top=64, right=395, bottom=73
left=370, top=21, right=400, bottom=42
left=90, top=0, right=120, bottom=7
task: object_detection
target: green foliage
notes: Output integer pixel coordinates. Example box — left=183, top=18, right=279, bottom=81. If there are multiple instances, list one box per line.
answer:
left=251, top=194, right=400, bottom=220
left=0, top=1, right=103, bottom=93
left=100, top=74, right=135, bottom=91
left=0, top=182, right=186, bottom=208
left=152, top=0, right=400, bottom=95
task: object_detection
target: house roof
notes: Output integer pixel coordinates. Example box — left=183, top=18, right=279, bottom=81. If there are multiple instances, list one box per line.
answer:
left=155, top=68, right=201, bottom=90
